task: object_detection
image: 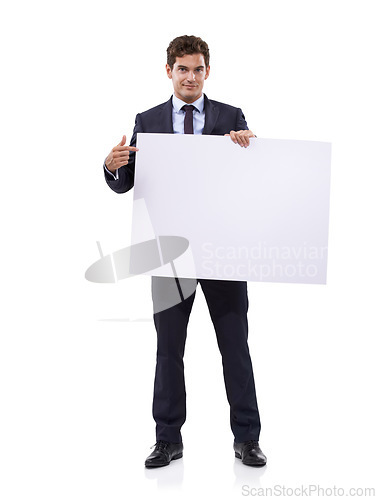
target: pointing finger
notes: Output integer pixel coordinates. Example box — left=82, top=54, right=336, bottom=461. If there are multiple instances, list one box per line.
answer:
left=113, top=145, right=139, bottom=153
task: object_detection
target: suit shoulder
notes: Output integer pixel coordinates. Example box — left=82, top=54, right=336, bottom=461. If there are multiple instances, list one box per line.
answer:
left=207, top=98, right=243, bottom=113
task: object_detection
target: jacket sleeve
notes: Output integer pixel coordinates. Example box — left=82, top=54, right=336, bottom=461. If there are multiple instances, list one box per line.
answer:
left=235, top=108, right=249, bottom=131
left=103, top=113, right=143, bottom=194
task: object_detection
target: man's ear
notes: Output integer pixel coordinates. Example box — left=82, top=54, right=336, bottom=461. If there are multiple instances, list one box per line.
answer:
left=166, top=64, right=173, bottom=79
left=205, top=65, right=210, bottom=80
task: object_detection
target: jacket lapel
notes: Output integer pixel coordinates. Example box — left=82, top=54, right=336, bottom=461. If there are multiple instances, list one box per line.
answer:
left=202, top=94, right=219, bottom=135
left=158, top=97, right=174, bottom=133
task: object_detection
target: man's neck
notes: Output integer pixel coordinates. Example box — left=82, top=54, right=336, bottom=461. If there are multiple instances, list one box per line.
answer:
left=174, top=93, right=204, bottom=105
left=172, top=93, right=205, bottom=112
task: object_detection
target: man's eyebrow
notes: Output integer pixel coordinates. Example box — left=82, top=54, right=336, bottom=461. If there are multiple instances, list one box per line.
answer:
left=177, top=65, right=205, bottom=70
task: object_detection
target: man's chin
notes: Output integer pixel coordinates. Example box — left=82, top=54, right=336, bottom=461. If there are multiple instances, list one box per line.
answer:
left=180, top=89, right=201, bottom=103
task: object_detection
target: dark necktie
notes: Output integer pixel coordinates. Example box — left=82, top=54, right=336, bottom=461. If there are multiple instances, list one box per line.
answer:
left=182, top=104, right=195, bottom=134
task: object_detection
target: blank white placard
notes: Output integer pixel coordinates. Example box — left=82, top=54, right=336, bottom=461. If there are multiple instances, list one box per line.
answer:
left=131, top=133, right=331, bottom=284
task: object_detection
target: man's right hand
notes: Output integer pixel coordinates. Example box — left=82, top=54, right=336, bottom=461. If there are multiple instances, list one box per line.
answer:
left=105, top=135, right=139, bottom=173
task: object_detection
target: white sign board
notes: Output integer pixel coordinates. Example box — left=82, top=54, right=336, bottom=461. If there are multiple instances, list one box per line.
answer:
left=131, top=134, right=331, bottom=284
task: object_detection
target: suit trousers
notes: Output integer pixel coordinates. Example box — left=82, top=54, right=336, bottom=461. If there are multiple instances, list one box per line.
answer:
left=151, top=276, right=261, bottom=444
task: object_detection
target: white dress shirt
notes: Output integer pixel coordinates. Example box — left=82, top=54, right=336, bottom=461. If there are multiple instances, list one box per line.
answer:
left=171, top=93, right=205, bottom=135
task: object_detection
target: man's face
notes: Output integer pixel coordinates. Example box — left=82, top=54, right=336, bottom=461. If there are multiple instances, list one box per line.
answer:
left=166, top=53, right=210, bottom=103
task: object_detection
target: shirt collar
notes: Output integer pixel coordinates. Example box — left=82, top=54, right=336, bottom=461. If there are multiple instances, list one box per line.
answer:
left=172, top=93, right=205, bottom=113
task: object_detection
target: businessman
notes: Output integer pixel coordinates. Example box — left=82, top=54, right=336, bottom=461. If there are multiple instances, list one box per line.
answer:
left=103, top=35, right=267, bottom=468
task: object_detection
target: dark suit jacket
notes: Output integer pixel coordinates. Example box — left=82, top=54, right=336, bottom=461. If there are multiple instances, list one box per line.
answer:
left=104, top=93, right=248, bottom=194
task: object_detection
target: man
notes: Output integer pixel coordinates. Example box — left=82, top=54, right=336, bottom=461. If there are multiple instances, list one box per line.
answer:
left=103, top=35, right=267, bottom=468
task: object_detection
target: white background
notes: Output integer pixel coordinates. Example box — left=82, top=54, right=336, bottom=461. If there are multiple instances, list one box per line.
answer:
left=1, top=0, right=375, bottom=498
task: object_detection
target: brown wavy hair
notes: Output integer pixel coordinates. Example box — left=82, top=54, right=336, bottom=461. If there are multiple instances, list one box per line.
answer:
left=167, top=35, right=210, bottom=69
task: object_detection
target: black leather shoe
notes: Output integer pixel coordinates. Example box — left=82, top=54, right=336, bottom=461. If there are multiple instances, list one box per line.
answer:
left=145, top=440, right=183, bottom=468
left=234, top=440, right=267, bottom=466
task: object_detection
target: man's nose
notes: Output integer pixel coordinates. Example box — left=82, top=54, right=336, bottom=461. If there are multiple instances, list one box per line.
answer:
left=187, top=71, right=196, bottom=81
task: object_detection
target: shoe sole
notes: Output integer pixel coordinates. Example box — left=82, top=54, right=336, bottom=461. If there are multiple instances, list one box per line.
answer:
left=145, top=452, right=183, bottom=468
left=234, top=451, right=266, bottom=467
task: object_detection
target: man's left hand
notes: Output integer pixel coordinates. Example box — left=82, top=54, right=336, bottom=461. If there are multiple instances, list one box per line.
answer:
left=225, top=130, right=256, bottom=148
